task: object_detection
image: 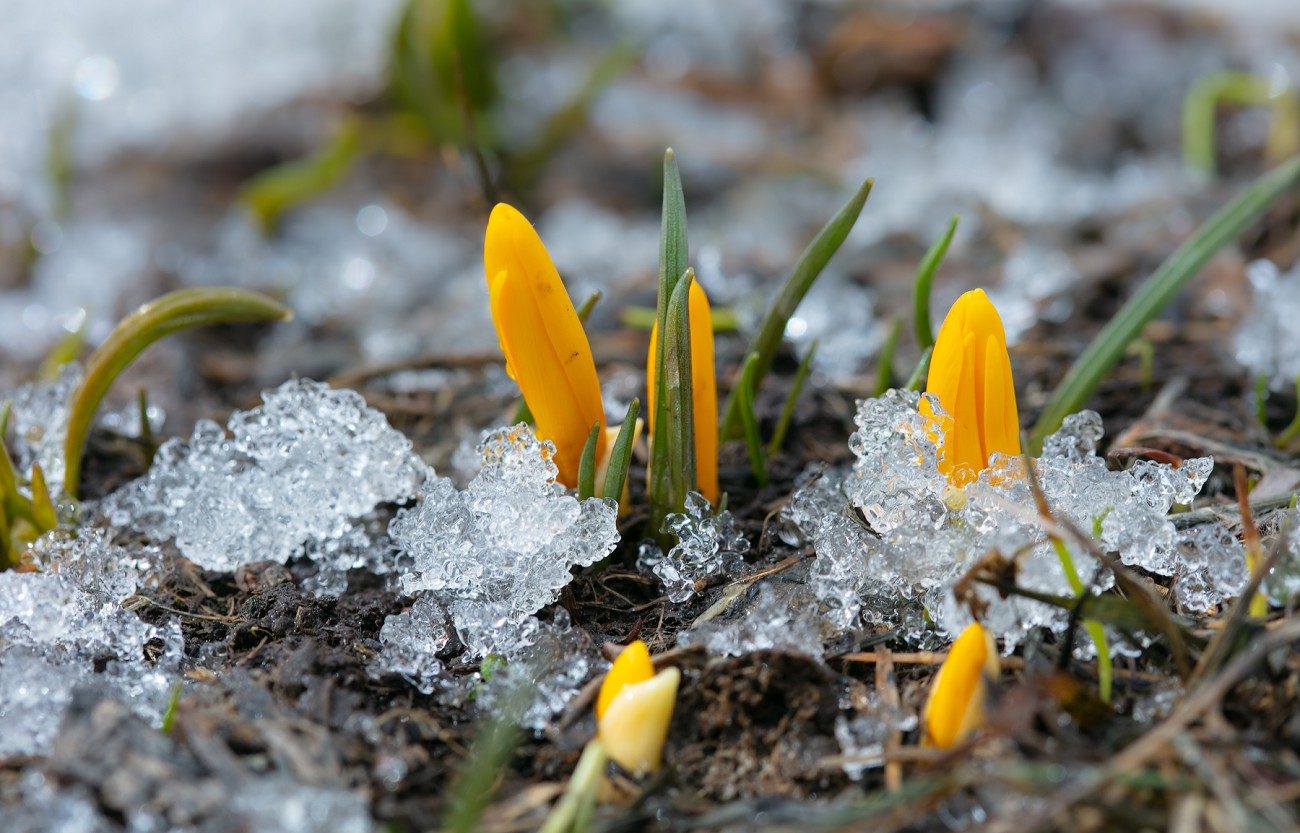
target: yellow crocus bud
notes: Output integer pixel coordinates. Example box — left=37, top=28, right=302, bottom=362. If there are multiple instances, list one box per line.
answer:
left=646, top=280, right=718, bottom=504
left=923, top=621, right=999, bottom=749
left=485, top=203, right=606, bottom=487
left=924, top=288, right=1020, bottom=487
left=595, top=640, right=680, bottom=774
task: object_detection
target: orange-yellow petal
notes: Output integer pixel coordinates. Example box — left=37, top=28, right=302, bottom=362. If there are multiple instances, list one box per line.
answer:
left=596, top=639, right=655, bottom=720
left=923, top=622, right=999, bottom=749
left=598, top=667, right=680, bottom=775
left=484, top=203, right=605, bottom=486
left=925, top=289, right=1020, bottom=486
left=646, top=280, right=718, bottom=504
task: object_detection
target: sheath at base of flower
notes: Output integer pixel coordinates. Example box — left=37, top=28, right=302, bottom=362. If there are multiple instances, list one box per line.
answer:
left=484, top=203, right=606, bottom=488
left=923, top=621, right=999, bottom=749
left=596, top=639, right=680, bottom=775
left=924, top=288, right=1020, bottom=487
left=646, top=279, right=719, bottom=505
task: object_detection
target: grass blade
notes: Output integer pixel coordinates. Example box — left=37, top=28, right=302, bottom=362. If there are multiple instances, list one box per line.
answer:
left=1029, top=153, right=1300, bottom=452
left=30, top=464, right=57, bottom=533
left=577, top=422, right=601, bottom=501
left=913, top=215, right=958, bottom=351
left=737, top=353, right=768, bottom=488
left=720, top=177, right=873, bottom=440
left=64, top=288, right=292, bottom=499
left=239, top=117, right=363, bottom=234
left=601, top=398, right=640, bottom=504
left=443, top=679, right=529, bottom=833
left=767, top=339, right=817, bottom=458
left=904, top=345, right=933, bottom=392
left=648, top=270, right=697, bottom=538
left=874, top=318, right=902, bottom=397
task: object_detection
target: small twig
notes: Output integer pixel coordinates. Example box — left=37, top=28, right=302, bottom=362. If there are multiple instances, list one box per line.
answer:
left=876, top=646, right=903, bottom=793
left=990, top=618, right=1300, bottom=832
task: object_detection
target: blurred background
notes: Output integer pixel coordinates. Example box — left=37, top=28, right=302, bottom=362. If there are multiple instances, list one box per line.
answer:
left=2, top=0, right=1298, bottom=434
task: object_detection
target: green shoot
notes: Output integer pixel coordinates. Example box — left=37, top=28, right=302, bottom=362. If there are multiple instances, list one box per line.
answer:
left=1126, top=338, right=1155, bottom=391
left=1030, top=153, right=1300, bottom=452
left=601, top=398, right=640, bottom=505
left=538, top=740, right=608, bottom=833
left=904, top=346, right=933, bottom=392
left=507, top=40, right=640, bottom=190
left=648, top=269, right=698, bottom=539
left=29, top=465, right=57, bottom=533
left=577, top=422, right=601, bottom=501
left=239, top=118, right=363, bottom=234
left=1184, top=71, right=1300, bottom=176
left=1255, top=373, right=1271, bottom=427
left=442, top=676, right=529, bottom=833
left=37, top=321, right=85, bottom=381
left=874, top=318, right=902, bottom=397
left=913, top=215, right=959, bottom=351
left=647, top=150, right=694, bottom=538
left=64, top=288, right=292, bottom=500
left=161, top=680, right=184, bottom=735
left=1276, top=372, right=1300, bottom=449
left=720, top=177, right=874, bottom=440
left=768, top=339, right=817, bottom=458
left=737, top=353, right=768, bottom=488
left=1050, top=537, right=1113, bottom=703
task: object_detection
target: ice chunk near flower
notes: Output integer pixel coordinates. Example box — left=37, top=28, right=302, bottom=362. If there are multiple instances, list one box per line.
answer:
left=102, top=378, right=427, bottom=572
left=825, top=389, right=1217, bottom=650
left=1235, top=259, right=1300, bottom=391
left=638, top=491, right=749, bottom=603
left=376, top=595, right=451, bottom=696
left=391, top=424, right=618, bottom=630
left=679, top=582, right=824, bottom=659
left=0, top=531, right=180, bottom=757
left=471, top=609, right=602, bottom=731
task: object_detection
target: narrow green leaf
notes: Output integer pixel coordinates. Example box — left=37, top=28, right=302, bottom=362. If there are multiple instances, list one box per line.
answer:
left=577, top=422, right=601, bottom=501
left=768, top=339, right=817, bottom=458
left=443, top=677, right=529, bottom=833
left=601, top=398, right=640, bottom=504
left=905, top=345, right=933, bottom=392
left=30, top=464, right=56, bottom=533
left=161, top=680, right=183, bottom=735
left=913, top=215, right=958, bottom=351
left=1277, top=371, right=1300, bottom=449
left=720, top=177, right=873, bottom=440
left=37, top=321, right=84, bottom=381
left=512, top=291, right=600, bottom=427
left=507, top=40, right=639, bottom=189
left=648, top=149, right=691, bottom=539
left=1030, top=153, right=1300, bottom=452
left=64, top=288, right=292, bottom=499
left=137, top=387, right=155, bottom=449
left=1183, top=71, right=1287, bottom=176
left=648, top=269, right=697, bottom=539
left=874, top=318, right=902, bottom=398
left=239, top=118, right=363, bottom=234
left=737, top=353, right=768, bottom=488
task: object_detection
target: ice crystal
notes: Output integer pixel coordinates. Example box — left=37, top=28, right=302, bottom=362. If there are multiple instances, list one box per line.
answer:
left=1235, top=259, right=1300, bottom=390
left=391, top=424, right=619, bottom=629
left=102, top=378, right=427, bottom=571
left=679, top=583, right=823, bottom=659
left=805, top=391, right=1217, bottom=651
left=0, top=531, right=180, bottom=757
left=376, top=595, right=451, bottom=695
left=640, top=492, right=749, bottom=603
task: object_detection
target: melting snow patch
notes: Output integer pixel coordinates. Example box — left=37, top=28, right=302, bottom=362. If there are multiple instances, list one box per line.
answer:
left=102, top=378, right=427, bottom=572
left=0, top=530, right=180, bottom=757
left=679, top=582, right=824, bottom=659
left=637, top=491, right=749, bottom=603
left=794, top=391, right=1220, bottom=651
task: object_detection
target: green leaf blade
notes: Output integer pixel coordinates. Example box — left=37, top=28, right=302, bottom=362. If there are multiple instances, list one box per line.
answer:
left=64, top=288, right=292, bottom=499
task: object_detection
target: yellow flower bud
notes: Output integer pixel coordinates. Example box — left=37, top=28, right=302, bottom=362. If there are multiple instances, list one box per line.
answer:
left=595, top=640, right=679, bottom=775
left=484, top=203, right=605, bottom=487
left=646, top=280, right=718, bottom=504
left=923, top=621, right=999, bottom=749
left=924, top=288, right=1020, bottom=487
